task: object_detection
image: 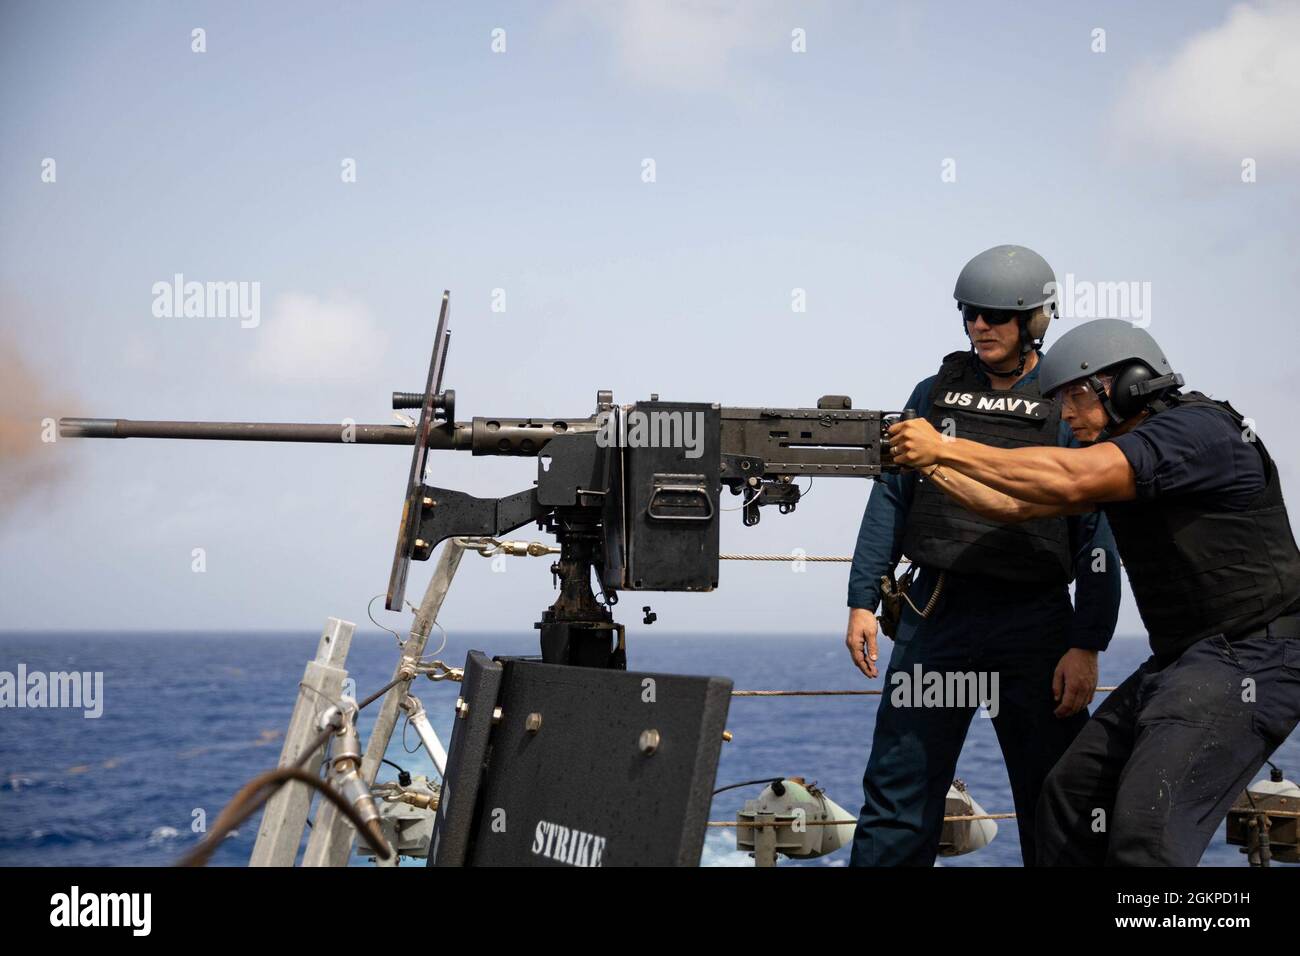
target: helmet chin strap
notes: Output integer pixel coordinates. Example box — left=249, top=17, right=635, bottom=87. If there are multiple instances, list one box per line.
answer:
left=969, top=317, right=1032, bottom=380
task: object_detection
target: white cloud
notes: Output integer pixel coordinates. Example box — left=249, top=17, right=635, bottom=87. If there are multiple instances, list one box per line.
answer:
left=551, top=0, right=786, bottom=96
left=1112, top=2, right=1300, bottom=165
left=248, top=293, right=387, bottom=384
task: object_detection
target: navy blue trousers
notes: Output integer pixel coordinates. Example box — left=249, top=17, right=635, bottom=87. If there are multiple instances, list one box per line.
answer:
left=849, top=572, right=1088, bottom=866
left=1036, top=631, right=1300, bottom=865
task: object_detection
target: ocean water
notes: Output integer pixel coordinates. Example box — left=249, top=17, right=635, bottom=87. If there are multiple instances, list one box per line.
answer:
left=1, top=631, right=1296, bottom=868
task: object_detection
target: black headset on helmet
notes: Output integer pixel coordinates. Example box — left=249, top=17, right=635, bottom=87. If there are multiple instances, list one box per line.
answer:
left=1086, top=361, right=1185, bottom=437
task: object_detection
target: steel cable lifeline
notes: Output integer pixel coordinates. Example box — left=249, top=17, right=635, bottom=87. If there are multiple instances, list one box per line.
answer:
left=732, top=687, right=1118, bottom=695
left=709, top=814, right=1020, bottom=827
left=459, top=534, right=859, bottom=563
left=710, top=808, right=1300, bottom=827
left=463, top=539, right=1122, bottom=694
left=444, top=538, right=1140, bottom=845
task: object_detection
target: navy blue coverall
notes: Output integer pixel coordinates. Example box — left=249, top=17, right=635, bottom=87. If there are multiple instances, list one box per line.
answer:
left=846, top=358, right=1122, bottom=866
left=1036, top=401, right=1300, bottom=865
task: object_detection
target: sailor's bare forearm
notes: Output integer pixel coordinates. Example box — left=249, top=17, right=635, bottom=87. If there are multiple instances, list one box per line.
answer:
left=937, top=440, right=1090, bottom=505
left=935, top=437, right=1137, bottom=505
left=921, top=464, right=1063, bottom=521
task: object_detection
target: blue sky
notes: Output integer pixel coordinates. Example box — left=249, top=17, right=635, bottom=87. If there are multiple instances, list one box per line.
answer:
left=2, top=1, right=1298, bottom=639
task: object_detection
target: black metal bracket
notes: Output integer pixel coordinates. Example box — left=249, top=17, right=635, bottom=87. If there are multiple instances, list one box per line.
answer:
left=410, top=486, right=548, bottom=560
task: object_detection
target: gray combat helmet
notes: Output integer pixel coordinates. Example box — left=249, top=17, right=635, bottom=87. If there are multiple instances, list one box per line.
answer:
left=954, top=244, right=1058, bottom=345
left=1038, top=318, right=1183, bottom=423
left=954, top=244, right=1058, bottom=378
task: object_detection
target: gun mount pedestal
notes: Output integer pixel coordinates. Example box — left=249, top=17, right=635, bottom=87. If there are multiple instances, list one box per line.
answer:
left=536, top=508, right=626, bottom=669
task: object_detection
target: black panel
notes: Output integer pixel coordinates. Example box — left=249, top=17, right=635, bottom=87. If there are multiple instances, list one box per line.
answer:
left=429, top=650, right=503, bottom=866
left=460, top=657, right=731, bottom=866
left=535, top=432, right=605, bottom=507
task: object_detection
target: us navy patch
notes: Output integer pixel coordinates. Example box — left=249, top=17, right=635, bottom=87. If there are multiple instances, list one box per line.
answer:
left=934, top=391, right=1050, bottom=420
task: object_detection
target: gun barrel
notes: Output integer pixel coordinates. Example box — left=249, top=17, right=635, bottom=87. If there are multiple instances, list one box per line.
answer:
left=57, top=416, right=599, bottom=453
left=58, top=418, right=445, bottom=446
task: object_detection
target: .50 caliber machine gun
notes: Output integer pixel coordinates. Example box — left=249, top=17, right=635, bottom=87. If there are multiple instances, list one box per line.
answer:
left=61, top=292, right=912, bottom=668
left=62, top=290, right=919, bottom=866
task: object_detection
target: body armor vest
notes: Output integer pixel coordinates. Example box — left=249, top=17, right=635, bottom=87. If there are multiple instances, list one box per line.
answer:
left=1102, top=392, right=1300, bottom=659
left=900, top=351, right=1073, bottom=585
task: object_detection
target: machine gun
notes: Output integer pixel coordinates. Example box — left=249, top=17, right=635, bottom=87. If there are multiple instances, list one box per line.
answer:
left=62, top=291, right=920, bottom=866
left=61, top=291, right=913, bottom=668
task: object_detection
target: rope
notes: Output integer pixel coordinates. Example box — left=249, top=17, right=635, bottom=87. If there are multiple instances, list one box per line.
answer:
left=734, top=689, right=884, bottom=697
left=732, top=687, right=1118, bottom=696
left=460, top=536, right=868, bottom=563
left=708, top=813, right=1017, bottom=828
left=1233, top=808, right=1300, bottom=819
left=720, top=553, right=850, bottom=562
left=712, top=808, right=1300, bottom=828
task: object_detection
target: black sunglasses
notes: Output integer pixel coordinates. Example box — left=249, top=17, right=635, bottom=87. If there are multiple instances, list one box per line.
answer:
left=962, top=304, right=1022, bottom=326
